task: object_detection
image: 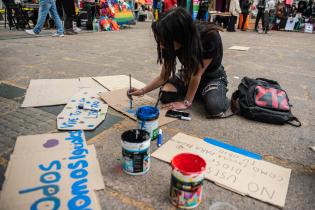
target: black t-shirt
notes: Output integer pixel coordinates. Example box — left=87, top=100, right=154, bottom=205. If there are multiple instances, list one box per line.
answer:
left=200, top=29, right=223, bottom=77
left=175, top=27, right=224, bottom=79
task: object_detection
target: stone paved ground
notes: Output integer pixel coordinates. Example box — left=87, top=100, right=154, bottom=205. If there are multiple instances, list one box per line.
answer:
left=0, top=22, right=314, bottom=210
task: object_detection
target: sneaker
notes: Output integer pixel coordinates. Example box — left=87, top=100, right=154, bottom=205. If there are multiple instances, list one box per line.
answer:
left=65, top=29, right=78, bottom=35
left=74, top=27, right=82, bottom=32
left=25, top=29, right=38, bottom=36
left=52, top=33, right=64, bottom=37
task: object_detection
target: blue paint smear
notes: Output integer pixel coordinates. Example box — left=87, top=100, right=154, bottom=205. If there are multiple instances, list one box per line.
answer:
left=203, top=138, right=262, bottom=160
left=88, top=125, right=94, bottom=128
left=127, top=109, right=134, bottom=114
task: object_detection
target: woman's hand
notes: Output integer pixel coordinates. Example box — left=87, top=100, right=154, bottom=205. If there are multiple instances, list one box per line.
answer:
left=162, top=101, right=189, bottom=110
left=127, top=87, right=145, bottom=98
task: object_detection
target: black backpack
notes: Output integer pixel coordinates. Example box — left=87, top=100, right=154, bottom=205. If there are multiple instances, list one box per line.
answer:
left=231, top=77, right=301, bottom=127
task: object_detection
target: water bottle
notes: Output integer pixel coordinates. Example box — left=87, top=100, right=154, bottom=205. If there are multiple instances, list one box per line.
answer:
left=93, top=18, right=98, bottom=32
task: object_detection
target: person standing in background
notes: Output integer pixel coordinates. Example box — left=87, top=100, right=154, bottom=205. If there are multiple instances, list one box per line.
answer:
left=240, top=0, right=251, bottom=31
left=25, top=0, right=64, bottom=37
left=227, top=0, right=241, bottom=32
left=254, top=0, right=266, bottom=32
left=57, top=0, right=78, bottom=35
left=163, top=0, right=177, bottom=12
left=263, top=0, right=275, bottom=33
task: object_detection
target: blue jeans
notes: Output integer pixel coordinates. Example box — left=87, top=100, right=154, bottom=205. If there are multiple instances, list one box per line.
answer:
left=33, top=0, right=64, bottom=34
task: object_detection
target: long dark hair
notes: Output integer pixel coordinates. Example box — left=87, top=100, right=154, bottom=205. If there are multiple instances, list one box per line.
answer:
left=152, top=7, right=222, bottom=84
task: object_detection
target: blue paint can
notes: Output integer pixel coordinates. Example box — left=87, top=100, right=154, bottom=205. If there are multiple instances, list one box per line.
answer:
left=121, top=129, right=151, bottom=175
left=136, top=106, right=160, bottom=140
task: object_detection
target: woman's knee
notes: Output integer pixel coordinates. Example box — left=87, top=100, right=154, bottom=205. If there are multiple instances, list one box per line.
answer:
left=203, top=84, right=229, bottom=116
left=161, top=83, right=177, bottom=92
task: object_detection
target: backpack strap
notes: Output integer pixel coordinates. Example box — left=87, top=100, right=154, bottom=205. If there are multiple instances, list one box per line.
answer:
left=256, top=78, right=279, bottom=85
left=287, top=117, right=302, bottom=127
left=230, top=90, right=240, bottom=114
left=210, top=90, right=240, bottom=119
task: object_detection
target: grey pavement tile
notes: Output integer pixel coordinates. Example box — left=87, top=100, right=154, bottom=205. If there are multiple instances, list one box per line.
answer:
left=0, top=83, right=25, bottom=99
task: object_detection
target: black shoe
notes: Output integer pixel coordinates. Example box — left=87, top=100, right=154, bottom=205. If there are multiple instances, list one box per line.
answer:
left=254, top=28, right=259, bottom=32
left=65, top=29, right=78, bottom=35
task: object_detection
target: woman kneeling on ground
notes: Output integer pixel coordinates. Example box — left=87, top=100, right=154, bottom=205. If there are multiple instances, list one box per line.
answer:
left=129, top=7, right=229, bottom=118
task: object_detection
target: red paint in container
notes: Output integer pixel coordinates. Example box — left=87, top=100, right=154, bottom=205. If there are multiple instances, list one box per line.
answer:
left=170, top=153, right=206, bottom=209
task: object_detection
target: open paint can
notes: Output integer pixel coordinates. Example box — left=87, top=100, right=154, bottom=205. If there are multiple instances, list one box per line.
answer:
left=170, top=153, right=206, bottom=209
left=121, top=129, right=151, bottom=175
left=136, top=106, right=159, bottom=140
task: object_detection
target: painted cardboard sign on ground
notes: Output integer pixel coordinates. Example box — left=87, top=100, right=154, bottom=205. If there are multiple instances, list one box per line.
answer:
left=93, top=75, right=146, bottom=91
left=22, top=78, right=106, bottom=107
left=99, top=88, right=177, bottom=126
left=228, top=46, right=250, bottom=51
left=57, top=88, right=108, bottom=130
left=152, top=133, right=291, bottom=207
left=0, top=131, right=104, bottom=210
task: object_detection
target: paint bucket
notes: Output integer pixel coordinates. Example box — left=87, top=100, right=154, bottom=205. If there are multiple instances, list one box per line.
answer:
left=136, top=106, right=159, bottom=140
left=170, top=153, right=207, bottom=209
left=121, top=129, right=151, bottom=175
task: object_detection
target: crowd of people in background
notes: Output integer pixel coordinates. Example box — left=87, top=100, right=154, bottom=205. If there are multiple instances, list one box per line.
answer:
left=211, top=0, right=315, bottom=33
left=25, top=0, right=79, bottom=36
left=229, top=0, right=315, bottom=33
left=23, top=0, right=315, bottom=36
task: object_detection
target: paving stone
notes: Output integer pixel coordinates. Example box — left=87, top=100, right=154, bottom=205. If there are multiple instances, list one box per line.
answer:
left=0, top=142, right=9, bottom=156
left=0, top=107, right=56, bottom=147
left=0, top=83, right=25, bottom=99
left=0, top=97, right=18, bottom=115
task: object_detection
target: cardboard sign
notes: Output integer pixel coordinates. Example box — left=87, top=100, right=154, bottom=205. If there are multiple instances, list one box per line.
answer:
left=152, top=133, right=291, bottom=207
left=228, top=46, right=250, bottom=51
left=93, top=75, right=146, bottom=91
left=78, top=77, right=107, bottom=90
left=285, top=17, right=297, bottom=31
left=304, top=23, right=313, bottom=33
left=22, top=79, right=82, bottom=107
left=22, top=78, right=107, bottom=108
left=99, top=88, right=177, bottom=126
left=57, top=88, right=108, bottom=130
left=0, top=131, right=104, bottom=210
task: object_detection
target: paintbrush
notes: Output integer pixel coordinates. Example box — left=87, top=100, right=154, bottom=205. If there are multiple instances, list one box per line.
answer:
left=129, top=74, right=133, bottom=110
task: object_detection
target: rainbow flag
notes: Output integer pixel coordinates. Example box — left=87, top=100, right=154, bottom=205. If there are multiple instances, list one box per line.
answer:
left=114, top=9, right=134, bottom=25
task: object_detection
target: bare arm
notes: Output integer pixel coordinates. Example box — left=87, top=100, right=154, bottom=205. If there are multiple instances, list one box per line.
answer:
left=185, top=58, right=212, bottom=103
left=163, top=58, right=212, bottom=110
left=143, top=64, right=167, bottom=94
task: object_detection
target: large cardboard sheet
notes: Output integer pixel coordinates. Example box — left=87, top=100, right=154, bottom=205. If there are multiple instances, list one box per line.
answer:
left=0, top=131, right=104, bottom=210
left=57, top=88, right=108, bottom=130
left=22, top=79, right=81, bottom=107
left=22, top=78, right=107, bottom=108
left=99, top=88, right=177, bottom=126
left=93, top=75, right=146, bottom=91
left=78, top=77, right=106, bottom=90
left=152, top=133, right=291, bottom=207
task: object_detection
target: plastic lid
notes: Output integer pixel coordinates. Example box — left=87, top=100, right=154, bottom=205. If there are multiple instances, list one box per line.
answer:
left=136, top=105, right=160, bottom=121
left=171, top=153, right=206, bottom=175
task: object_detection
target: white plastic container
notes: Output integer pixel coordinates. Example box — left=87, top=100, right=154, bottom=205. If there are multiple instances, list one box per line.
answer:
left=121, top=129, right=151, bottom=175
